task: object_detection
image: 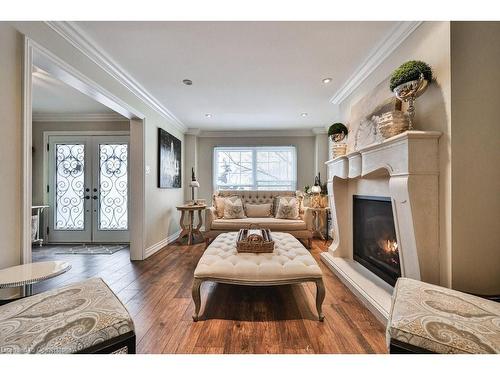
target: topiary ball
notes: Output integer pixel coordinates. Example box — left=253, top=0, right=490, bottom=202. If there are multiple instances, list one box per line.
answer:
left=328, top=123, right=348, bottom=142
left=390, top=60, right=433, bottom=91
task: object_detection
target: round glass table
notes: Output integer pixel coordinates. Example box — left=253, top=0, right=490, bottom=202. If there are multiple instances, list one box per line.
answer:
left=0, top=261, right=71, bottom=298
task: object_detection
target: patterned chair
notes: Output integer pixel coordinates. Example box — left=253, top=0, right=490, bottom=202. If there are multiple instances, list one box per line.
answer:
left=387, top=278, right=500, bottom=354
left=0, top=278, right=135, bottom=354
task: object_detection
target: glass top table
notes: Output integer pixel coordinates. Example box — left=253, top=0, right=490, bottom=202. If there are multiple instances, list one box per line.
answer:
left=0, top=261, right=71, bottom=298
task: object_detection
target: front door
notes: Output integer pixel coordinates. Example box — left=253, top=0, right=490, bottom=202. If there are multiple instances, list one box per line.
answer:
left=48, top=135, right=130, bottom=243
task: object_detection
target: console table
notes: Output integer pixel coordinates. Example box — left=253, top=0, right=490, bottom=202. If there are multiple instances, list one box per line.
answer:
left=176, top=204, right=206, bottom=245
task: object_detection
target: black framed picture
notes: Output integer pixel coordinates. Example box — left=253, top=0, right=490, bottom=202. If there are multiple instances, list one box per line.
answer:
left=158, top=128, right=181, bottom=188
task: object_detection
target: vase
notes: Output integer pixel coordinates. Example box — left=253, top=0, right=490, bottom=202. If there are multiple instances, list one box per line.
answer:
left=393, top=74, right=429, bottom=130
left=331, top=143, right=347, bottom=159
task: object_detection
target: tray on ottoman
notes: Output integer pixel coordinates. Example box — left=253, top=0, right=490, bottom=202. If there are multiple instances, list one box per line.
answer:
left=192, top=231, right=325, bottom=321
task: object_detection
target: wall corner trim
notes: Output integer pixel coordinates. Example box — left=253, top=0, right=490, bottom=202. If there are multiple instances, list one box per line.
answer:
left=32, top=113, right=128, bottom=123
left=45, top=21, right=187, bottom=133
left=329, top=21, right=423, bottom=105
left=144, top=230, right=182, bottom=259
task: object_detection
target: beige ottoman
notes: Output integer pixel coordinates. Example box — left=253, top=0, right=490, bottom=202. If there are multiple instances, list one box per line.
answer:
left=0, top=278, right=135, bottom=354
left=387, top=278, right=500, bottom=354
left=192, top=232, right=325, bottom=321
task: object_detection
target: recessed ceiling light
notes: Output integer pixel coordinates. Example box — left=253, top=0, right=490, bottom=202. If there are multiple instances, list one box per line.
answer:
left=205, top=113, right=212, bottom=118
left=183, top=79, right=193, bottom=86
left=300, top=113, right=308, bottom=117
left=322, top=77, right=332, bottom=84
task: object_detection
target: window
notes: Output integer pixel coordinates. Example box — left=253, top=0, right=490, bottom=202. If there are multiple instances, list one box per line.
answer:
left=213, top=146, right=297, bottom=191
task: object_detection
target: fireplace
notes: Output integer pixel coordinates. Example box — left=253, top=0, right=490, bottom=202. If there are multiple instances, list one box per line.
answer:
left=353, top=195, right=401, bottom=286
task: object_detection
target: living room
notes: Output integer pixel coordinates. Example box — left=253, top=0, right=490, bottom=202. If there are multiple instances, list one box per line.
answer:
left=0, top=0, right=499, bottom=372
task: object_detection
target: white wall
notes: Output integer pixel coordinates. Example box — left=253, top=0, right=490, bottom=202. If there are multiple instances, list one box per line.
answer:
left=1, top=21, right=185, bottom=271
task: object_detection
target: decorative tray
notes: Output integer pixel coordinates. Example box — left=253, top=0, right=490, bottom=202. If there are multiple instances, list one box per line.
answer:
left=236, top=229, right=274, bottom=253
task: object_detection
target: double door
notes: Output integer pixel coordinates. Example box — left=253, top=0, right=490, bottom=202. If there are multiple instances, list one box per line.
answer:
left=48, top=135, right=129, bottom=243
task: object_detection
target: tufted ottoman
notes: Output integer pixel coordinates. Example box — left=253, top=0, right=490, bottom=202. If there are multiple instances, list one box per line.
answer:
left=387, top=278, right=500, bottom=354
left=192, top=232, right=325, bottom=321
left=0, top=278, right=135, bottom=354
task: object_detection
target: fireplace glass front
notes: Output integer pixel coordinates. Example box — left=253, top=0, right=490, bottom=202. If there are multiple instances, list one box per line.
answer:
left=353, top=195, right=401, bottom=286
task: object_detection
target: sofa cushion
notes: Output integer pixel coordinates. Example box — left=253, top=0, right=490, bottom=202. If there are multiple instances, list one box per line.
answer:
left=223, top=198, right=246, bottom=219
left=275, top=197, right=300, bottom=219
left=0, top=278, right=134, bottom=354
left=194, top=232, right=322, bottom=282
left=211, top=217, right=307, bottom=231
left=245, top=203, right=272, bottom=218
left=213, top=195, right=238, bottom=218
left=387, top=277, right=500, bottom=354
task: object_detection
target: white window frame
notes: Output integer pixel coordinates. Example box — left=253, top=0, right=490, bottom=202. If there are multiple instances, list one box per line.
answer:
left=213, top=146, right=297, bottom=191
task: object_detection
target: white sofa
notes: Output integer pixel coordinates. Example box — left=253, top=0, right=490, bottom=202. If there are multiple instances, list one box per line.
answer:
left=204, top=190, right=314, bottom=248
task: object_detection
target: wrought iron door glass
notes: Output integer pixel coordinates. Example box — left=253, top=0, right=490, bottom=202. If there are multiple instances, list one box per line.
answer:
left=55, top=144, right=85, bottom=230
left=99, top=144, right=128, bottom=230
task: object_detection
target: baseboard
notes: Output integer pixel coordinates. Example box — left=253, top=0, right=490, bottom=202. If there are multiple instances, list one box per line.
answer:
left=144, top=230, right=181, bottom=259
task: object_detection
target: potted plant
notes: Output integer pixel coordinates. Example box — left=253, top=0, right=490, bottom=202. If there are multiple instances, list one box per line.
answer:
left=390, top=60, right=433, bottom=129
left=328, top=122, right=349, bottom=158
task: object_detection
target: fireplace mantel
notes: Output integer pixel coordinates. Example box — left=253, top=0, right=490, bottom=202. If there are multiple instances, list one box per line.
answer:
left=321, top=130, right=441, bottom=322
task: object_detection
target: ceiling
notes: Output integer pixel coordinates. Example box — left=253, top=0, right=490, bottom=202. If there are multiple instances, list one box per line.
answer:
left=71, top=21, right=398, bottom=130
left=32, top=68, right=122, bottom=115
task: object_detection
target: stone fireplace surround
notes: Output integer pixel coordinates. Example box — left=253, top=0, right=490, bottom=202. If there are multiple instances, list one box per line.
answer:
left=320, top=131, right=441, bottom=323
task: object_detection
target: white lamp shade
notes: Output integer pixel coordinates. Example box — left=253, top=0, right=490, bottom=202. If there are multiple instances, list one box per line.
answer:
left=189, top=181, right=200, bottom=188
left=311, top=185, right=321, bottom=193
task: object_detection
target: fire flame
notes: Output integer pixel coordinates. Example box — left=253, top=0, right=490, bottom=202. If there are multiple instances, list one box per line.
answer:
left=378, top=239, right=398, bottom=253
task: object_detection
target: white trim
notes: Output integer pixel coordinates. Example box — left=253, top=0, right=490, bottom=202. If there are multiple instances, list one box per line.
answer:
left=45, top=21, right=187, bottom=133
left=329, top=21, right=423, bottom=105
left=22, top=37, right=34, bottom=264
left=144, top=230, right=182, bottom=259
left=33, top=113, right=127, bottom=123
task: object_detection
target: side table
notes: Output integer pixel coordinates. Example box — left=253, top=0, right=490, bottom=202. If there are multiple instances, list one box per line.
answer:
left=310, top=207, right=330, bottom=241
left=176, top=204, right=206, bottom=245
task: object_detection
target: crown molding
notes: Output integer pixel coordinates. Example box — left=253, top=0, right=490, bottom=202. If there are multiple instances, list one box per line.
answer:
left=196, top=129, right=318, bottom=138
left=32, top=112, right=128, bottom=123
left=311, top=127, right=327, bottom=135
left=45, top=21, right=187, bottom=132
left=329, top=21, right=423, bottom=105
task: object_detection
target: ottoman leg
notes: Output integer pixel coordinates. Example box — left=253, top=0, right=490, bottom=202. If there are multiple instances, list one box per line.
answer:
left=192, top=278, right=203, bottom=322
left=315, top=279, right=325, bottom=322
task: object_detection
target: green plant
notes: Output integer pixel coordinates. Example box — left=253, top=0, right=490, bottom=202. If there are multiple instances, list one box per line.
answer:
left=389, top=60, right=433, bottom=91
left=328, top=123, right=348, bottom=142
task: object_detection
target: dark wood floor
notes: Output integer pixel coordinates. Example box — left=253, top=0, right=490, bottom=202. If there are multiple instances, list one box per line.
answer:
left=32, top=240, right=387, bottom=354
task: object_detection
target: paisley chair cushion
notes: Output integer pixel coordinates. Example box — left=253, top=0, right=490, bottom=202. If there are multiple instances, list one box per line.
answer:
left=0, top=278, right=134, bottom=354
left=387, top=278, right=500, bottom=354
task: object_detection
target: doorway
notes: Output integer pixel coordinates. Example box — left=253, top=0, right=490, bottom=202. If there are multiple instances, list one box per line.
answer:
left=23, top=38, right=146, bottom=263
left=47, top=135, right=130, bottom=243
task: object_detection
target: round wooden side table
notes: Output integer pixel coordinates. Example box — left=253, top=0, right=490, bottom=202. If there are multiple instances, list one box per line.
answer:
left=176, top=204, right=206, bottom=245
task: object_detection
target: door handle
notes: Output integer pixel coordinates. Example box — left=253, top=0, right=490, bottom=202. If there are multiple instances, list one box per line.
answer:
left=85, top=188, right=90, bottom=192
left=85, top=195, right=90, bottom=200
left=93, top=196, right=98, bottom=200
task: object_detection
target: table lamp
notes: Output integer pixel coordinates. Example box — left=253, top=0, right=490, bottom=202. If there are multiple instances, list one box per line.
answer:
left=311, top=177, right=321, bottom=208
left=189, top=167, right=200, bottom=204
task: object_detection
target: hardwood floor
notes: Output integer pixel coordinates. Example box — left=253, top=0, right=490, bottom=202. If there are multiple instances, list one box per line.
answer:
left=32, top=240, right=387, bottom=354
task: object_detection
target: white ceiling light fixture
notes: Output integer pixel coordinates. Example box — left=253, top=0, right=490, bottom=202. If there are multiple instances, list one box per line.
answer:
left=322, top=77, right=333, bottom=84
left=205, top=113, right=212, bottom=118
left=183, top=79, right=193, bottom=86
left=300, top=112, right=308, bottom=117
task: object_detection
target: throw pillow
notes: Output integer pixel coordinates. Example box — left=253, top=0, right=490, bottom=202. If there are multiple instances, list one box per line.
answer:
left=245, top=203, right=272, bottom=218
left=273, top=196, right=299, bottom=217
left=275, top=197, right=299, bottom=219
left=223, top=198, right=246, bottom=219
left=213, top=195, right=238, bottom=218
